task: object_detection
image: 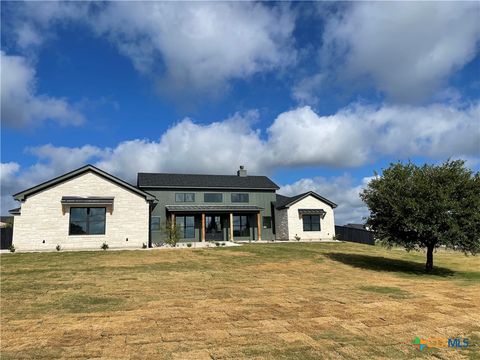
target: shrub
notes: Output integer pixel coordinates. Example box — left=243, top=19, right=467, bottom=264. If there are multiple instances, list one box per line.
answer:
left=8, top=245, right=15, bottom=253
left=215, top=242, right=220, bottom=247
left=101, top=242, right=109, bottom=251
left=187, top=243, right=192, bottom=248
left=221, top=242, right=226, bottom=246
left=56, top=244, right=61, bottom=251
left=333, top=234, right=341, bottom=240
left=142, top=243, right=147, bottom=249
left=162, top=219, right=181, bottom=247
left=294, top=234, right=301, bottom=241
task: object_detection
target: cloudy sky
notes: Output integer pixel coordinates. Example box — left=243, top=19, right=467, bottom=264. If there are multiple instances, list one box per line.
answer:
left=1, top=2, right=479, bottom=224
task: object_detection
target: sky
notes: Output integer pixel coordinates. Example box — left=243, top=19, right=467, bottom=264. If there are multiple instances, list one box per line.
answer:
left=1, top=1, right=479, bottom=224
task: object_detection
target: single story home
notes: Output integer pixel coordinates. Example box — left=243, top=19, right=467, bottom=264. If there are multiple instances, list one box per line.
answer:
left=9, top=165, right=337, bottom=251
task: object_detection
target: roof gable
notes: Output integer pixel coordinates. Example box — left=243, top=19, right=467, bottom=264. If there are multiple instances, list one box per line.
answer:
left=276, top=191, right=337, bottom=209
left=13, top=165, right=156, bottom=202
left=137, top=172, right=279, bottom=190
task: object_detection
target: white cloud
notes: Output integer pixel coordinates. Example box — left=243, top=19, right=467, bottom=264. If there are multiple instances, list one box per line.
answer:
left=279, top=175, right=373, bottom=225
left=8, top=2, right=296, bottom=98
left=314, top=2, right=480, bottom=102
left=0, top=51, right=84, bottom=127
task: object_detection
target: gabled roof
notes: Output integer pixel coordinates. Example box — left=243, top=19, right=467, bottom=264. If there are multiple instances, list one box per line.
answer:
left=13, top=165, right=156, bottom=202
left=137, top=172, right=279, bottom=190
left=275, top=191, right=337, bottom=209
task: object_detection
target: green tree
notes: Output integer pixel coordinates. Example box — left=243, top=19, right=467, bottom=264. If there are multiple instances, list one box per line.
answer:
left=360, top=160, right=480, bottom=272
left=163, top=219, right=181, bottom=247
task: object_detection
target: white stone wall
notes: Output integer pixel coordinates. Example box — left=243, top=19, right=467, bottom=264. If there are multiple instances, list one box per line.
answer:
left=274, top=208, right=289, bottom=241
left=286, top=195, right=335, bottom=240
left=13, top=172, right=150, bottom=251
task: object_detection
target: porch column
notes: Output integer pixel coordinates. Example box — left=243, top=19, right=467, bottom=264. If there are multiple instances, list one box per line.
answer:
left=229, top=213, right=234, bottom=241
left=171, top=213, right=175, bottom=229
left=201, top=213, right=206, bottom=242
left=257, top=213, right=262, bottom=241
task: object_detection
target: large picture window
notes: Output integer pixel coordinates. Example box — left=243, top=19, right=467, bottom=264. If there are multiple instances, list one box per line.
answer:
left=177, top=216, right=195, bottom=238
left=303, top=215, right=320, bottom=231
left=231, top=193, right=249, bottom=203
left=175, top=193, right=195, bottom=202
left=204, top=193, right=223, bottom=202
left=233, top=215, right=249, bottom=237
left=69, top=207, right=106, bottom=235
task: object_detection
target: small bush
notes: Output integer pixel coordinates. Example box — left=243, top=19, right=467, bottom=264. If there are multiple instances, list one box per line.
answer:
left=142, top=243, right=147, bottom=249
left=333, top=234, right=341, bottom=240
left=8, top=245, right=15, bottom=253
left=215, top=242, right=220, bottom=247
left=294, top=234, right=301, bottom=241
left=101, top=242, right=109, bottom=251
left=56, top=244, right=61, bottom=251
left=187, top=243, right=192, bottom=248
left=221, top=242, right=226, bottom=246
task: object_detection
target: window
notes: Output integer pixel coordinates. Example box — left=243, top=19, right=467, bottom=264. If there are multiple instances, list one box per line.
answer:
left=231, top=193, right=249, bottom=203
left=175, top=193, right=195, bottom=202
left=177, top=216, right=195, bottom=238
left=263, top=216, right=272, bottom=229
left=204, top=193, right=223, bottom=202
left=151, top=216, right=161, bottom=231
left=233, top=215, right=249, bottom=237
left=303, top=215, right=321, bottom=231
left=69, top=207, right=106, bottom=235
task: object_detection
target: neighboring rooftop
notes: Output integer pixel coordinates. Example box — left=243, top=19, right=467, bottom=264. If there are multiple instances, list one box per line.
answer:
left=137, top=167, right=279, bottom=190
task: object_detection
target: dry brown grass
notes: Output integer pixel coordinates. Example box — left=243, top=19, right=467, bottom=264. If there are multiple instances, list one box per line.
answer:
left=1, top=242, right=479, bottom=359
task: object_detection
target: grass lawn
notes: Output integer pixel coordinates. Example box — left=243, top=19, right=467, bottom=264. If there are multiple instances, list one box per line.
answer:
left=1, top=242, right=479, bottom=359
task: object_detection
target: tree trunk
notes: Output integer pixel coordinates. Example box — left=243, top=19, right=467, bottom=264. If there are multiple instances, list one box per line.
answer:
left=425, top=245, right=434, bottom=273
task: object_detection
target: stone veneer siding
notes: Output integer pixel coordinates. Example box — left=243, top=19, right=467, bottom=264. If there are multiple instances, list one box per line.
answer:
left=12, top=171, right=150, bottom=251
left=274, top=208, right=289, bottom=240
left=286, top=195, right=335, bottom=240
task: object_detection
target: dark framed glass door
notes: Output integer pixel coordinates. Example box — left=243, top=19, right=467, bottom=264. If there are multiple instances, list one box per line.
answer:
left=205, top=215, right=223, bottom=241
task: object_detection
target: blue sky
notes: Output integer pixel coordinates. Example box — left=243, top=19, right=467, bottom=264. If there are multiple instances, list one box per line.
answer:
left=1, top=2, right=479, bottom=223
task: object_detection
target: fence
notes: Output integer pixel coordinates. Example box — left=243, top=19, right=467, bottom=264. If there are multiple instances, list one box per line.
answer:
left=335, top=225, right=375, bottom=245
left=1, top=227, right=13, bottom=249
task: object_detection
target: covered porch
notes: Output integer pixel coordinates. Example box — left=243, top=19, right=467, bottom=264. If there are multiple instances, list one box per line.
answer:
left=166, top=205, right=263, bottom=242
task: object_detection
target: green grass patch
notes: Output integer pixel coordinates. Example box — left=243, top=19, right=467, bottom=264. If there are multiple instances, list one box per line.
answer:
left=56, top=294, right=127, bottom=313
left=359, top=285, right=411, bottom=299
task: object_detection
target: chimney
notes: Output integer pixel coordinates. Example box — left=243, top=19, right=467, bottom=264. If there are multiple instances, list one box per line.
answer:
left=237, top=165, right=247, bottom=177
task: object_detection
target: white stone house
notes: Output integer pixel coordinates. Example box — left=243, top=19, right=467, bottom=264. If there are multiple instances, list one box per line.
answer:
left=10, top=165, right=156, bottom=251
left=9, top=165, right=337, bottom=251
left=274, top=192, right=337, bottom=241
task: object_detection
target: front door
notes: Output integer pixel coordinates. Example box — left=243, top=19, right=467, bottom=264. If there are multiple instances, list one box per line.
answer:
left=205, top=215, right=223, bottom=241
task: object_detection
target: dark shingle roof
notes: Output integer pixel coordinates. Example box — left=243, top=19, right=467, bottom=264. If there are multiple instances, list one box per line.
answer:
left=137, top=173, right=279, bottom=190
left=275, top=191, right=337, bottom=209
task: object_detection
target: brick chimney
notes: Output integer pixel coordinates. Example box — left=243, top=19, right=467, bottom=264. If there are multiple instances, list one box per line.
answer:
left=237, top=165, right=247, bottom=177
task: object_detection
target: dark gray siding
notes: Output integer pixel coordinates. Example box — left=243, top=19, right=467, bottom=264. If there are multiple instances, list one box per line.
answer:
left=145, top=188, right=276, bottom=244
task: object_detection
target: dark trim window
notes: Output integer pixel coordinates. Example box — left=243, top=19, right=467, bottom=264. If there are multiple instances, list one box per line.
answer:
left=150, top=216, right=161, bottom=231
left=303, top=215, right=320, bottom=231
left=177, top=216, right=195, bottom=238
left=204, top=193, right=223, bottom=202
left=69, top=207, right=106, bottom=235
left=175, top=193, right=195, bottom=202
left=233, top=215, right=249, bottom=237
left=231, top=193, right=249, bottom=203
left=263, top=216, right=272, bottom=229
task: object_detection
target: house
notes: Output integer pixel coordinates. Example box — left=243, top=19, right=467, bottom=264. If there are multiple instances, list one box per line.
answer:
left=10, top=165, right=155, bottom=251
left=138, top=166, right=279, bottom=244
left=274, top=192, right=337, bottom=241
left=9, top=165, right=337, bottom=251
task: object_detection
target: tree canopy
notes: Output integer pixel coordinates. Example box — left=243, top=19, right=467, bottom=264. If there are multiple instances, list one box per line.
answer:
left=360, top=160, right=480, bottom=272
